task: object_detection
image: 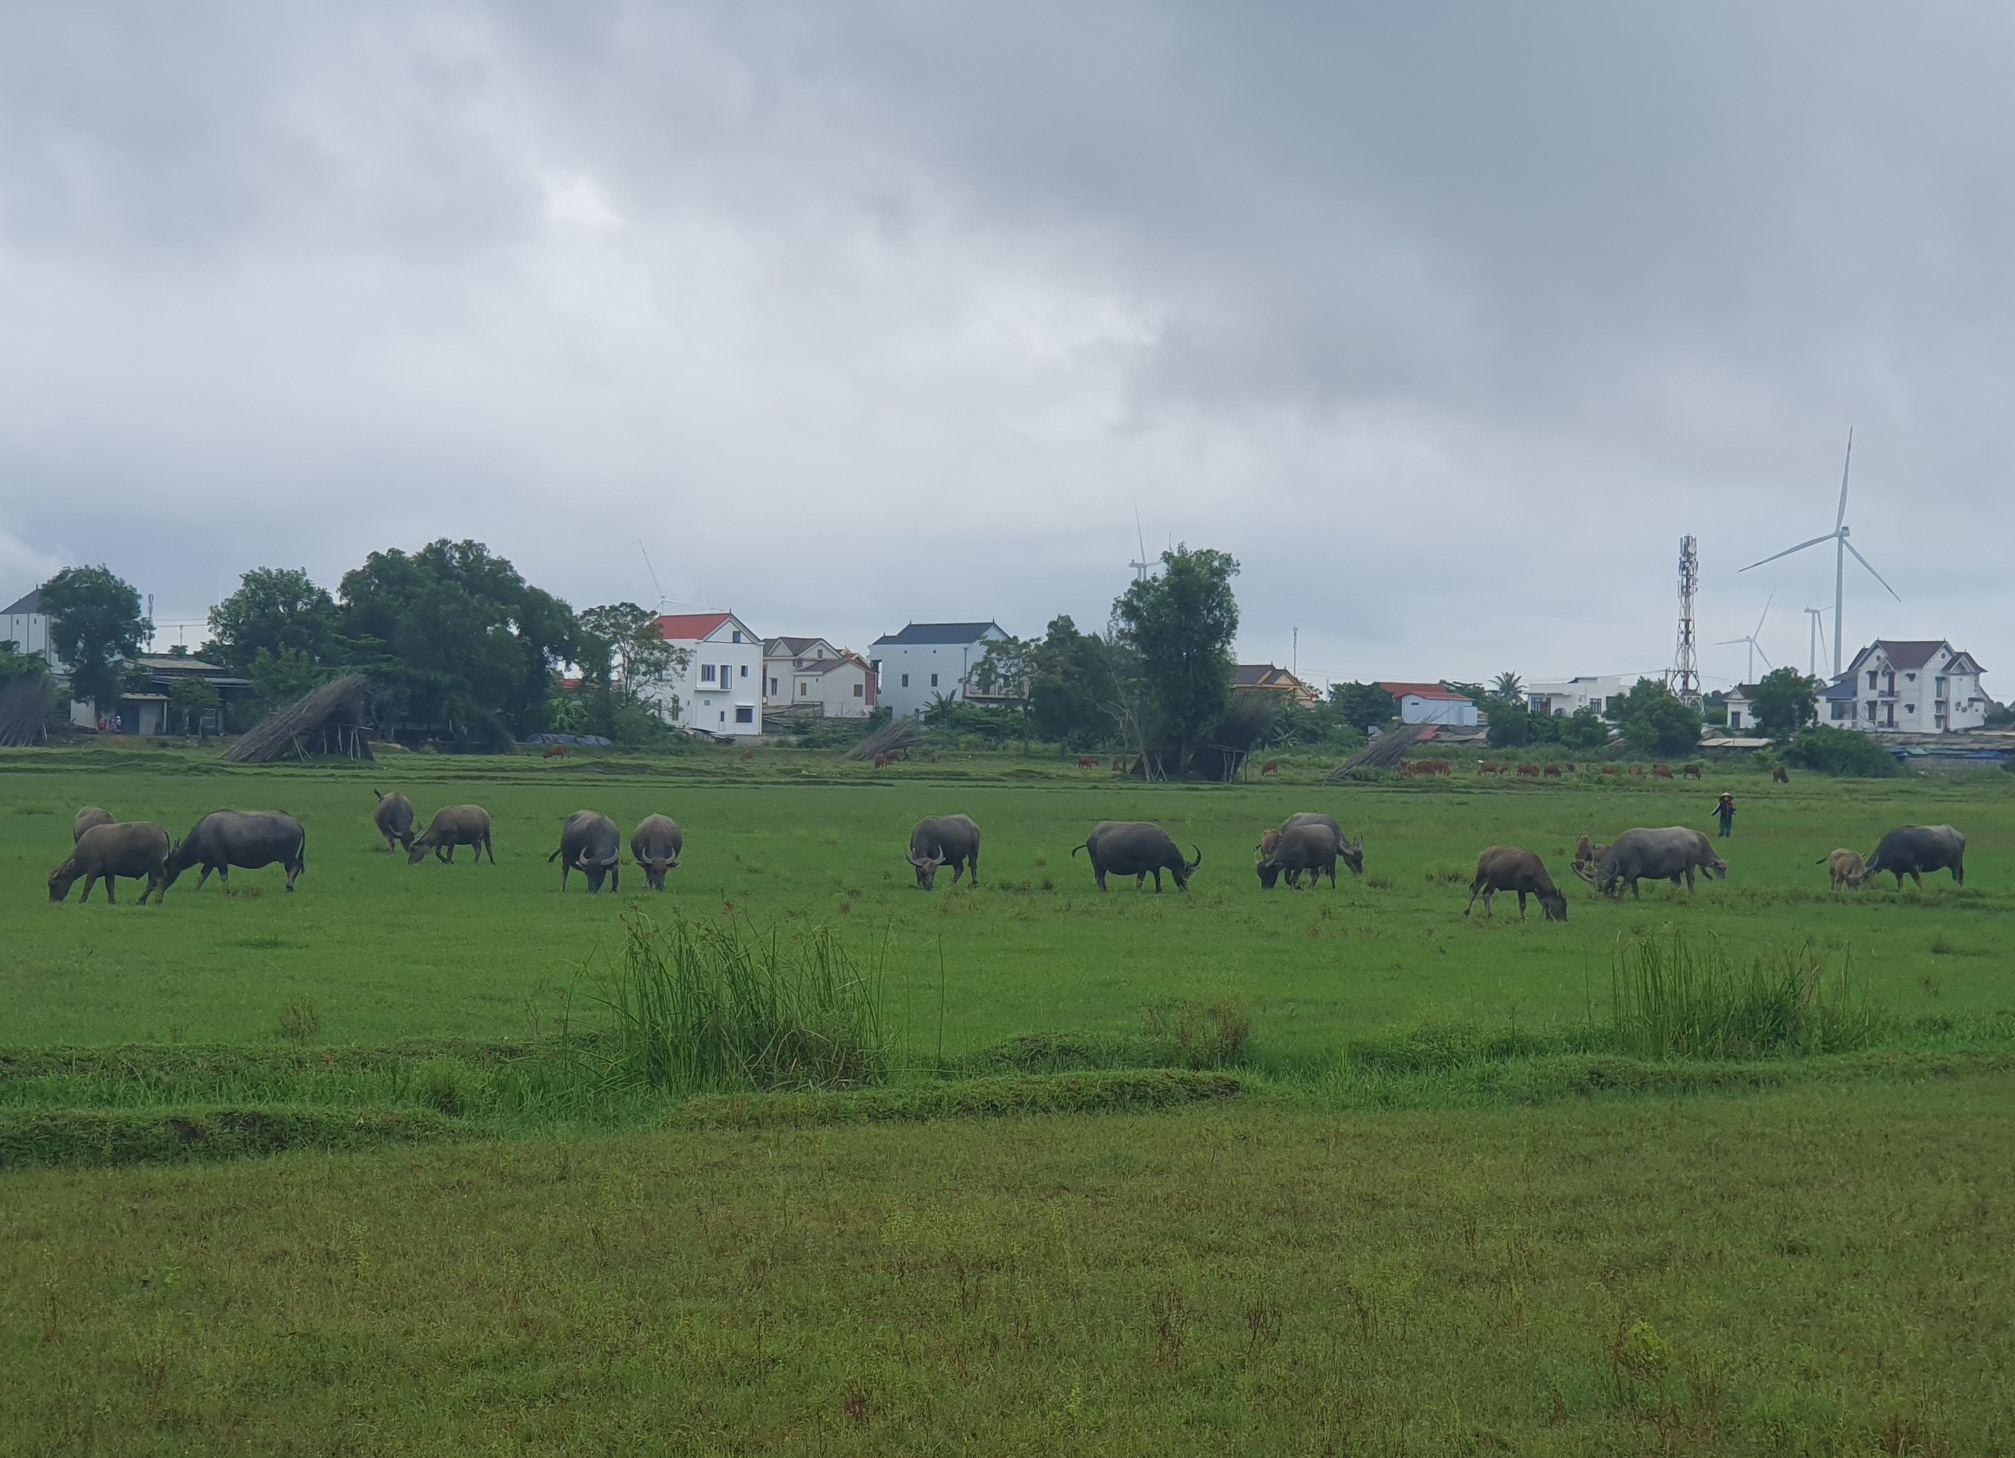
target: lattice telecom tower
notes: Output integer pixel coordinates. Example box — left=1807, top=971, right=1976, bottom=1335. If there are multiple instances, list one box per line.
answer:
left=1669, top=534, right=1703, bottom=709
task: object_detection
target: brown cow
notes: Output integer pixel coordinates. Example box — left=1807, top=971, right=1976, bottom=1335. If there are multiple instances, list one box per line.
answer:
left=1772, top=765, right=1790, bottom=784
left=1478, top=761, right=1501, bottom=775
left=931, top=750, right=941, bottom=764
left=1682, top=763, right=1703, bottom=779
left=1653, top=764, right=1674, bottom=779
left=543, top=743, right=567, bottom=759
left=1563, top=763, right=1577, bottom=774
left=1111, top=757, right=1127, bottom=772
left=1542, top=763, right=1562, bottom=778
left=1260, top=759, right=1280, bottom=775
left=742, top=746, right=756, bottom=761
left=1602, top=764, right=1619, bottom=776
left=1516, top=763, right=1540, bottom=777
left=1629, top=765, right=1645, bottom=777
left=873, top=753, right=890, bottom=769
left=1077, top=755, right=1099, bottom=770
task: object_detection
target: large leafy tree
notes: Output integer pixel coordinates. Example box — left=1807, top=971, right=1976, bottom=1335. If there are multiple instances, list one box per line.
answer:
left=1112, top=545, right=1240, bottom=777
left=1615, top=679, right=1703, bottom=756
left=338, top=540, right=575, bottom=735
left=970, top=633, right=1035, bottom=752
left=1329, top=681, right=1397, bottom=733
left=1750, top=667, right=1819, bottom=741
left=0, top=639, right=50, bottom=684
left=205, top=567, right=340, bottom=674
left=576, top=602, right=684, bottom=735
left=1028, top=616, right=1117, bottom=752
left=1558, top=704, right=1613, bottom=750
left=40, top=566, right=151, bottom=713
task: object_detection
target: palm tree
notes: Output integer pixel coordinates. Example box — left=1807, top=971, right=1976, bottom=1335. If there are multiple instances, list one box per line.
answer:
left=1491, top=671, right=1524, bottom=701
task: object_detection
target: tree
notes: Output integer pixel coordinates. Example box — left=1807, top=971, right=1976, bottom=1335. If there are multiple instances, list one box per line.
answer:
left=1485, top=698, right=1533, bottom=748
left=1027, top=616, right=1116, bottom=752
left=205, top=568, right=340, bottom=674
left=1329, top=681, right=1397, bottom=734
left=1614, top=679, right=1703, bottom=756
left=970, top=634, right=1034, bottom=752
left=249, top=647, right=326, bottom=714
left=1784, top=724, right=1897, bottom=778
left=168, top=676, right=221, bottom=735
left=1750, top=667, right=1819, bottom=741
left=1111, top=545, right=1240, bottom=777
left=0, top=639, right=49, bottom=685
left=40, top=566, right=151, bottom=715
left=1491, top=671, right=1524, bottom=700
left=578, top=603, right=680, bottom=701
left=1558, top=704, right=1612, bottom=750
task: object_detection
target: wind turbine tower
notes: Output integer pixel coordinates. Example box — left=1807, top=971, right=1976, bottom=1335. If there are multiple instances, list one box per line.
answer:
left=1742, top=431, right=1899, bottom=679
left=1803, top=606, right=1830, bottom=679
left=1716, top=593, right=1774, bottom=684
left=1669, top=535, right=1702, bottom=709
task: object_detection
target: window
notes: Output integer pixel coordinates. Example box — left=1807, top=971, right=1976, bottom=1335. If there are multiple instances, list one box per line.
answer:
left=735, top=705, right=754, bottom=724
left=740, top=665, right=748, bottom=678
left=701, top=664, right=717, bottom=684
left=720, top=664, right=732, bottom=685
left=798, top=682, right=808, bottom=696
left=794, top=658, right=804, bottom=669
left=719, top=711, right=726, bottom=723
left=1868, top=671, right=1878, bottom=689
left=768, top=677, right=778, bottom=695
left=852, top=683, right=863, bottom=698
left=901, top=674, right=909, bottom=688
left=930, top=673, right=939, bottom=688
left=731, top=630, right=743, bottom=643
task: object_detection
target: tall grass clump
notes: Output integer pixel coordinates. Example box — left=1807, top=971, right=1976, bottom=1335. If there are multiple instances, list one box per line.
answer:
left=1611, top=929, right=1893, bottom=1059
left=587, top=912, right=888, bottom=1098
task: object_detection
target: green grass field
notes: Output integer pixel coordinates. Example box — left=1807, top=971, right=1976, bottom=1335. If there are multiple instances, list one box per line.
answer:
left=4, top=745, right=2012, bottom=1453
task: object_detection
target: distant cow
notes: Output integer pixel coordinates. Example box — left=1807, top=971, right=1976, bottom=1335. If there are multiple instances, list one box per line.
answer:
left=1260, top=759, right=1280, bottom=775
left=930, top=750, right=941, bottom=764
left=1542, top=763, right=1561, bottom=778
left=630, top=814, right=684, bottom=890
left=408, top=806, right=495, bottom=865
left=165, top=810, right=308, bottom=892
left=1111, top=757, right=1127, bottom=772
left=1071, top=821, right=1201, bottom=893
left=49, top=822, right=172, bottom=905
left=1078, top=755, right=1099, bottom=770
left=372, top=789, right=416, bottom=851
left=543, top=743, right=567, bottom=759
left=1682, top=764, right=1703, bottom=779
left=73, top=806, right=115, bottom=842
left=1628, top=765, right=1645, bottom=777
left=1818, top=848, right=1869, bottom=891
left=1464, top=846, right=1569, bottom=922
left=1478, top=762, right=1502, bottom=775
left=908, top=814, right=981, bottom=890
left=873, top=753, right=890, bottom=770
left=546, top=810, right=621, bottom=893
left=1772, top=765, right=1790, bottom=784
left=1862, top=825, right=1965, bottom=889
left=1516, top=763, right=1540, bottom=777
left=742, top=747, right=756, bottom=761
left=1602, top=764, right=1620, bottom=776
left=1652, top=764, right=1674, bottom=779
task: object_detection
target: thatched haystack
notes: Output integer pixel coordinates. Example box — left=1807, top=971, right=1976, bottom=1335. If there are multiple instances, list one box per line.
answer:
left=1325, top=722, right=1430, bottom=780
left=0, top=676, right=57, bottom=747
left=225, top=674, right=374, bottom=763
left=844, top=715, right=924, bottom=762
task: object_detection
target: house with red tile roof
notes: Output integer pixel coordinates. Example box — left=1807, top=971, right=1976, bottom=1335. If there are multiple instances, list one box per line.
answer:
left=653, top=611, right=764, bottom=736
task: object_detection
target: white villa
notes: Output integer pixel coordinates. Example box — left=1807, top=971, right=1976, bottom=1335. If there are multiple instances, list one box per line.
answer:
left=1526, top=675, right=1633, bottom=719
left=869, top=621, right=1010, bottom=719
left=652, top=611, right=764, bottom=737
left=763, top=637, right=839, bottom=711
left=1821, top=639, right=1989, bottom=733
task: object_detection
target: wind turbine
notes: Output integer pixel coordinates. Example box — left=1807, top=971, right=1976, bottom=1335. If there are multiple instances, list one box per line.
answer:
left=1741, top=431, right=1900, bottom=679
left=1716, top=593, right=1774, bottom=685
left=1802, top=606, right=1830, bottom=679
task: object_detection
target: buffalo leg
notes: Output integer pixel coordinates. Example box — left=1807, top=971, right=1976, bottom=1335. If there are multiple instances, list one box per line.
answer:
left=1095, top=869, right=1108, bottom=892
left=103, top=875, right=117, bottom=905
left=1150, top=869, right=1163, bottom=892
left=968, top=853, right=979, bottom=886
left=483, top=837, right=496, bottom=865
left=286, top=860, right=301, bottom=891
left=81, top=872, right=100, bottom=904
left=1464, top=880, right=1487, bottom=917
left=1911, top=871, right=1922, bottom=889
left=1517, top=889, right=1528, bottom=919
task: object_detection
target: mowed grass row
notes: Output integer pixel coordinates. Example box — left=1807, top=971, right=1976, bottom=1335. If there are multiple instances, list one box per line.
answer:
left=3, top=1074, right=2010, bottom=1455
left=3, top=752, right=2010, bottom=1061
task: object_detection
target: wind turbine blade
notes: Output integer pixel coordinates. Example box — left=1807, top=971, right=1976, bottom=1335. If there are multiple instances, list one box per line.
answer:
left=1713, top=637, right=1749, bottom=646
left=1836, top=428, right=1853, bottom=531
left=1754, top=590, right=1774, bottom=637
left=1742, top=533, right=1837, bottom=572
left=1754, top=643, right=1772, bottom=669
left=1843, top=539, right=1902, bottom=601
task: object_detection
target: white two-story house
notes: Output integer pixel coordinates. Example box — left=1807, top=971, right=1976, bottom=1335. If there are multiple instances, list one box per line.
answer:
left=652, top=612, right=764, bottom=737
left=1822, top=639, right=1989, bottom=733
left=869, top=621, right=1010, bottom=720
left=763, top=637, right=839, bottom=712
left=2, top=587, right=60, bottom=668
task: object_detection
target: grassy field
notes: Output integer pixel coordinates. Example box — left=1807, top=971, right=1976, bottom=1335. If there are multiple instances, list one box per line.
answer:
left=4, top=745, right=2012, bottom=1452
left=5, top=747, right=2010, bottom=1059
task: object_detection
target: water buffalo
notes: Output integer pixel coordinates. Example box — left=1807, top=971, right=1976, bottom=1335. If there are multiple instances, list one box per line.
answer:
left=408, top=805, right=495, bottom=865
left=1071, top=821, right=1200, bottom=892
left=1818, top=848, right=1869, bottom=890
left=1464, top=846, right=1569, bottom=921
left=630, top=814, right=684, bottom=891
left=73, top=806, right=115, bottom=842
left=1257, top=821, right=1345, bottom=889
left=1283, top=812, right=1363, bottom=876
left=1862, top=825, right=1965, bottom=889
left=1592, top=826, right=1727, bottom=899
left=164, top=810, right=308, bottom=892
left=908, top=814, right=981, bottom=890
left=547, top=810, right=621, bottom=892
left=49, top=822, right=172, bottom=904
left=372, top=789, right=416, bottom=851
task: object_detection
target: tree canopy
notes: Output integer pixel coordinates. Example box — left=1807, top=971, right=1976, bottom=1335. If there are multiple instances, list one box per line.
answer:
left=1750, top=667, right=1819, bottom=741
left=1111, top=546, right=1240, bottom=777
left=1329, top=682, right=1397, bottom=734
left=205, top=567, right=340, bottom=674
left=40, top=566, right=151, bottom=713
left=1614, top=679, right=1703, bottom=756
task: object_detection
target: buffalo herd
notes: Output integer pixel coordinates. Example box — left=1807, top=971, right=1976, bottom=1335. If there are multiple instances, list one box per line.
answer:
left=42, top=793, right=1970, bottom=918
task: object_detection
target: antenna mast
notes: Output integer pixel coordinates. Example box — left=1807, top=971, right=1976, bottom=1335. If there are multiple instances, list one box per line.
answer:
left=1669, top=534, right=1702, bottom=709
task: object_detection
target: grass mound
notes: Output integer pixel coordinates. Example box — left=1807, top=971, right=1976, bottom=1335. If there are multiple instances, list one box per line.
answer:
left=1610, top=929, right=1894, bottom=1058
left=673, top=1068, right=1243, bottom=1128
left=0, top=1105, right=458, bottom=1170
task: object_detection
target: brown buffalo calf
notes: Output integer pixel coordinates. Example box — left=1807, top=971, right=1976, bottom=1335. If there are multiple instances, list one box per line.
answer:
left=1772, top=765, right=1790, bottom=783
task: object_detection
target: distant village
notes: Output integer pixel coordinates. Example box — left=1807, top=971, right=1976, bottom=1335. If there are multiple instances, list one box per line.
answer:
left=2, top=586, right=1999, bottom=758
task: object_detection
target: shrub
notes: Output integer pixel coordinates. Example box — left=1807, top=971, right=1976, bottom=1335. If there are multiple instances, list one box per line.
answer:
left=1140, top=998, right=1252, bottom=1069
left=1610, top=929, right=1892, bottom=1059
left=1783, top=724, right=1899, bottom=778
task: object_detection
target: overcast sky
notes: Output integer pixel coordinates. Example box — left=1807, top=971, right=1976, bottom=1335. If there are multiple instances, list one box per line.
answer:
left=2, top=2, right=2009, bottom=694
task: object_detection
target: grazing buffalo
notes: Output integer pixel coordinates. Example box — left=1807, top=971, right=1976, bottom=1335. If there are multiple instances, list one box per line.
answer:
left=547, top=810, right=621, bottom=892
left=73, top=806, right=115, bottom=842
left=630, top=814, right=684, bottom=890
left=1818, top=848, right=1869, bottom=891
left=165, top=810, right=308, bottom=892
left=1862, top=825, right=1965, bottom=889
left=1682, top=764, right=1703, bottom=779
left=1257, top=822, right=1345, bottom=889
left=1071, top=821, right=1201, bottom=893
left=49, top=822, right=172, bottom=905
left=1591, top=826, right=1727, bottom=899
left=1464, top=847, right=1569, bottom=922
left=1772, top=765, right=1790, bottom=784
left=908, top=814, right=981, bottom=890
left=408, top=806, right=495, bottom=865
left=1571, top=834, right=1610, bottom=877
left=1283, top=812, right=1363, bottom=875
left=372, top=789, right=416, bottom=851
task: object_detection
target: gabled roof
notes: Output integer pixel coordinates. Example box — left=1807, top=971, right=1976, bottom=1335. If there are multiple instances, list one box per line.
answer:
left=1726, top=683, right=1759, bottom=701
left=2, top=588, right=41, bottom=615
left=793, top=657, right=867, bottom=677
left=1378, top=681, right=1473, bottom=702
left=655, top=611, right=735, bottom=642
left=871, top=621, right=1004, bottom=647
left=765, top=636, right=828, bottom=656
left=1821, top=676, right=1859, bottom=700
left=1876, top=640, right=1949, bottom=671
left=1944, top=650, right=1986, bottom=673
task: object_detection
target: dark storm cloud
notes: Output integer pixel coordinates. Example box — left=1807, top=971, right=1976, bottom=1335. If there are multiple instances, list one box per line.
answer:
left=0, top=2, right=2008, bottom=687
